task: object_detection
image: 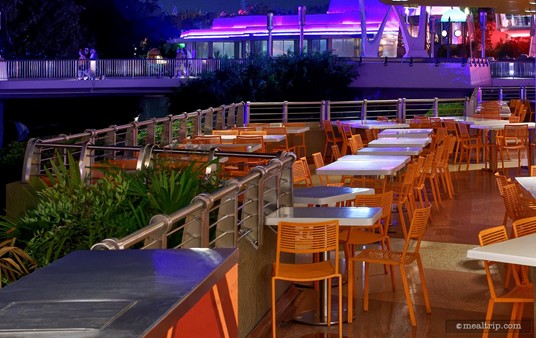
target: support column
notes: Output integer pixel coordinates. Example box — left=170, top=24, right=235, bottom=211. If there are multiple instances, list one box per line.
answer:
left=0, top=100, right=4, bottom=148
left=480, top=11, right=487, bottom=59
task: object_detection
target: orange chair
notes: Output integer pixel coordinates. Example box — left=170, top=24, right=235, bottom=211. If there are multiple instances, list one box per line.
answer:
left=283, top=122, right=308, bottom=158
left=292, top=158, right=313, bottom=187
left=190, top=135, right=222, bottom=144
left=212, top=129, right=239, bottom=136
left=457, top=123, right=483, bottom=171
left=271, top=219, right=342, bottom=338
left=497, top=124, right=529, bottom=175
left=336, top=120, right=354, bottom=155
left=311, top=152, right=343, bottom=187
left=262, top=126, right=295, bottom=154
left=342, top=191, right=394, bottom=290
left=322, top=120, right=343, bottom=162
left=477, top=226, right=534, bottom=338
left=349, top=205, right=432, bottom=326
left=239, top=130, right=267, bottom=136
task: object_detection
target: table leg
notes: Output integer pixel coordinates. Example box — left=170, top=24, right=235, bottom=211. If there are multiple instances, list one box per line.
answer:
left=489, top=130, right=498, bottom=173
left=293, top=251, right=355, bottom=325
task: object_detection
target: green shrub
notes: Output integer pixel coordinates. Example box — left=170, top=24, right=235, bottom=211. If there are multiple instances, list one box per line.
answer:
left=425, top=102, right=464, bottom=117
left=2, top=152, right=223, bottom=268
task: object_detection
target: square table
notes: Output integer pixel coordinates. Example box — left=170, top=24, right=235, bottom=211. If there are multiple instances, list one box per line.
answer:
left=339, top=154, right=412, bottom=162
left=466, top=233, right=536, bottom=318
left=514, top=177, right=536, bottom=198
left=335, top=120, right=410, bottom=130
left=219, top=134, right=286, bottom=143
left=293, top=186, right=373, bottom=206
left=378, top=128, right=433, bottom=138
left=469, top=122, right=536, bottom=172
left=179, top=143, right=261, bottom=152
left=265, top=206, right=382, bottom=326
left=356, top=147, right=422, bottom=156
left=316, top=157, right=409, bottom=176
left=367, top=137, right=431, bottom=148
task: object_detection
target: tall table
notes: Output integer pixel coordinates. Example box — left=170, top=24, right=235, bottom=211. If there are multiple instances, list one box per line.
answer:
left=265, top=206, right=382, bottom=326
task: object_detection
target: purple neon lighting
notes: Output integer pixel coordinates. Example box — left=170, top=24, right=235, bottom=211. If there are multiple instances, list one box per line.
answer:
left=180, top=0, right=400, bottom=40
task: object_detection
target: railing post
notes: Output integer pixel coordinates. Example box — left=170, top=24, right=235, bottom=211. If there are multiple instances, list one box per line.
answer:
left=244, top=101, right=250, bottom=125
left=236, top=102, right=245, bottom=126
left=397, top=98, right=406, bottom=122
left=324, top=100, right=331, bottom=121
left=361, top=99, right=367, bottom=121
left=433, top=97, right=439, bottom=118
left=520, top=86, right=526, bottom=101
left=499, top=87, right=503, bottom=102
left=282, top=101, right=289, bottom=123
left=464, top=97, right=470, bottom=118
left=184, top=193, right=213, bottom=248
left=477, top=86, right=482, bottom=104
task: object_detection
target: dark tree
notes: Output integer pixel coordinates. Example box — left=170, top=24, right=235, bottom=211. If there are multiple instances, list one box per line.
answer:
left=0, top=0, right=84, bottom=58
left=78, top=0, right=176, bottom=58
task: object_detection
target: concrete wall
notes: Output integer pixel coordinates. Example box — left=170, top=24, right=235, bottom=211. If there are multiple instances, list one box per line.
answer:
left=351, top=61, right=493, bottom=89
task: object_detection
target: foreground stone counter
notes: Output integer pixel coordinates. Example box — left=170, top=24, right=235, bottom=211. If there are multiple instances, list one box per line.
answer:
left=0, top=248, right=239, bottom=338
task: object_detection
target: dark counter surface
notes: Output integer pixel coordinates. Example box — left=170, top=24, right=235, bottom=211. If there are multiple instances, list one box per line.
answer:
left=0, top=248, right=238, bottom=337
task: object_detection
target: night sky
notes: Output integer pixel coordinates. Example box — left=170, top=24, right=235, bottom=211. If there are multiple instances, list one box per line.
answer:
left=160, top=0, right=330, bottom=13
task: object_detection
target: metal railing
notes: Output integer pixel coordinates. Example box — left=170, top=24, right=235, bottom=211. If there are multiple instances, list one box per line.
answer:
left=22, top=96, right=476, bottom=183
left=0, top=57, right=528, bottom=80
left=24, top=137, right=293, bottom=250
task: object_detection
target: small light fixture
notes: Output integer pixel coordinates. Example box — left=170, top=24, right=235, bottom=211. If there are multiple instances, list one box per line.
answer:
left=454, top=29, right=462, bottom=37
left=441, top=30, right=448, bottom=37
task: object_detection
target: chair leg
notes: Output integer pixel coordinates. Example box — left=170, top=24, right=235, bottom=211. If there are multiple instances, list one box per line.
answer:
left=400, top=265, right=417, bottom=327
left=483, top=300, right=495, bottom=338
left=347, top=258, right=354, bottom=323
left=363, top=262, right=370, bottom=311
left=337, top=275, right=343, bottom=337
left=397, top=203, right=408, bottom=238
left=327, top=278, right=332, bottom=327
left=271, top=279, right=277, bottom=338
left=417, top=256, right=432, bottom=314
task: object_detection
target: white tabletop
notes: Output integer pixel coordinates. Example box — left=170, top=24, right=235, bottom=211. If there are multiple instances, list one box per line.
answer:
left=469, top=122, right=536, bottom=131
left=334, top=120, right=410, bottom=130
left=180, top=143, right=261, bottom=152
left=356, top=147, right=422, bottom=156
left=316, top=158, right=408, bottom=176
left=220, top=134, right=286, bottom=143
left=466, top=233, right=536, bottom=267
left=265, top=206, right=382, bottom=226
left=340, top=154, right=412, bottom=162
left=293, top=186, right=373, bottom=205
left=515, top=177, right=536, bottom=199
left=378, top=129, right=433, bottom=138
left=367, top=137, right=431, bottom=148
left=253, top=126, right=310, bottom=134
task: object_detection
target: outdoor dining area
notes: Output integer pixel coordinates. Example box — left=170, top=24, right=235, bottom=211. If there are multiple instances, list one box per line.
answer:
left=5, top=97, right=535, bottom=338
left=264, top=109, right=534, bottom=337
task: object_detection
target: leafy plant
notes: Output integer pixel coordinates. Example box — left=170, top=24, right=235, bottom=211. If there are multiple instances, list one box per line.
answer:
left=0, top=238, right=36, bottom=287
left=425, top=102, right=464, bottom=117
left=4, top=151, right=223, bottom=268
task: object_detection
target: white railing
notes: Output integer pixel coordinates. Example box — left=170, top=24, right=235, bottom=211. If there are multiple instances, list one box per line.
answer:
left=0, top=57, right=526, bottom=80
